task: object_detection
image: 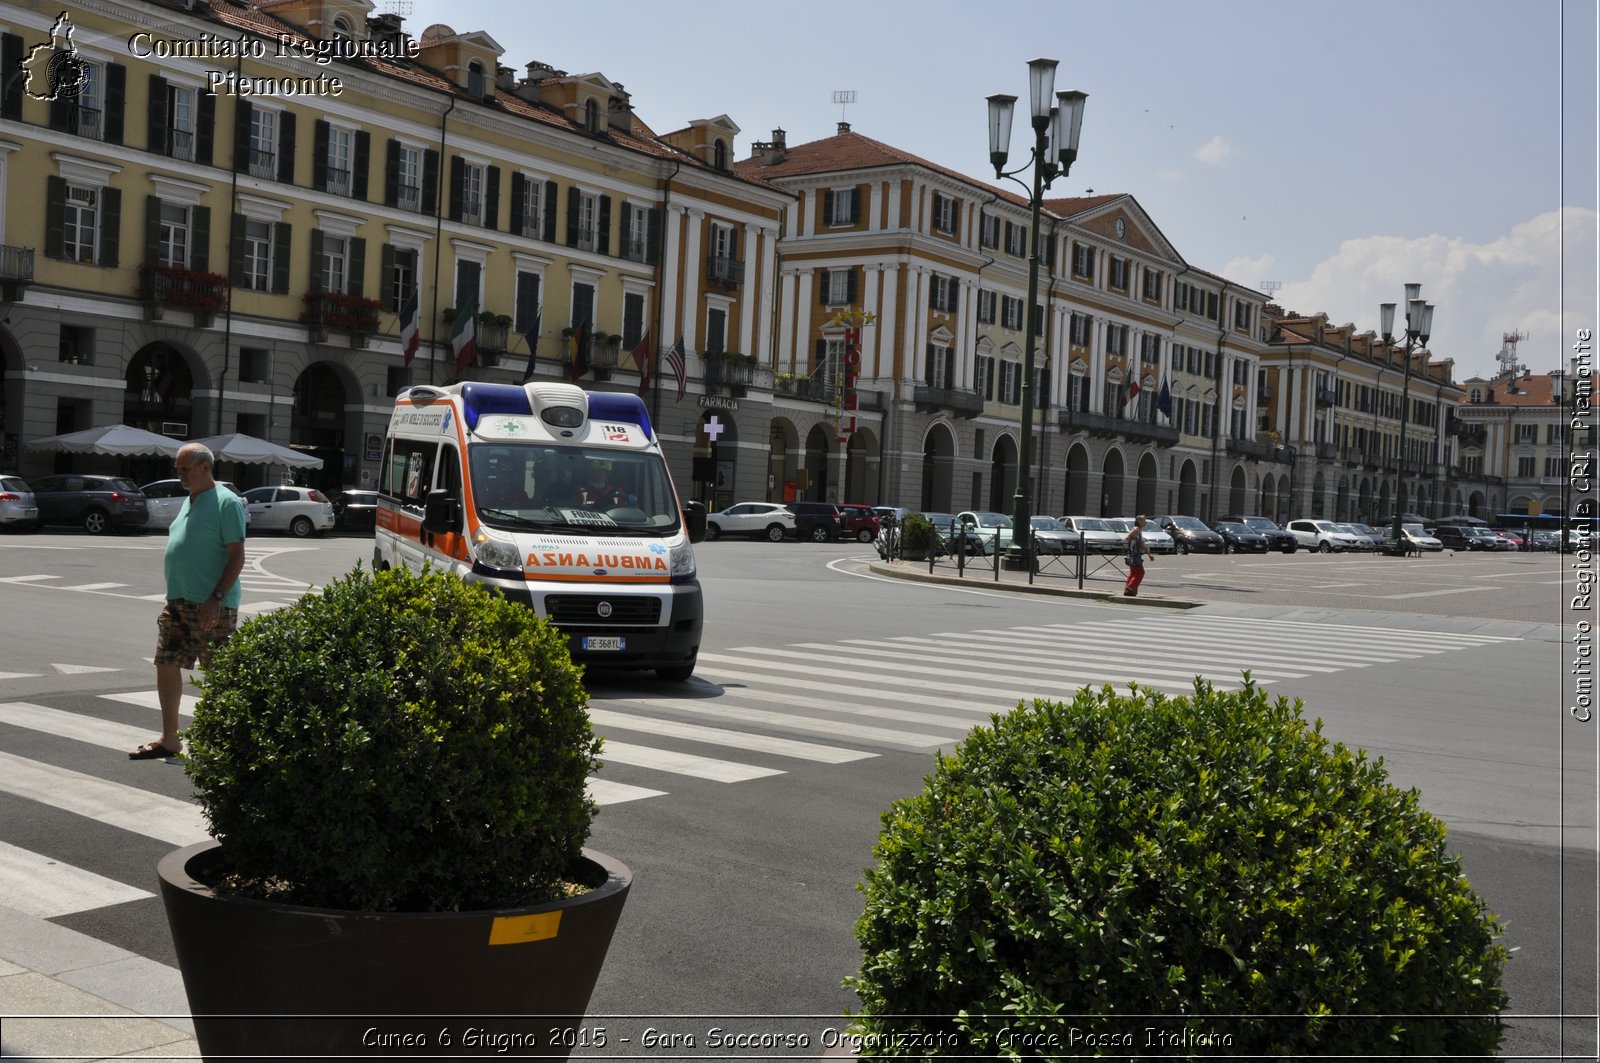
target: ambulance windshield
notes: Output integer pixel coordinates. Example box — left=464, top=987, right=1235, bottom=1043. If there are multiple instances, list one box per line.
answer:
left=469, top=443, right=681, bottom=534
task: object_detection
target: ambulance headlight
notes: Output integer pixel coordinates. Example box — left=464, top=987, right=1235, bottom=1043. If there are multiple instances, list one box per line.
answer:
left=472, top=529, right=523, bottom=573
left=668, top=541, right=697, bottom=583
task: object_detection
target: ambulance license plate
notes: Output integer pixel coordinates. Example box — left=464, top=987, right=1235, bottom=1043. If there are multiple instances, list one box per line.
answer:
left=583, top=636, right=625, bottom=652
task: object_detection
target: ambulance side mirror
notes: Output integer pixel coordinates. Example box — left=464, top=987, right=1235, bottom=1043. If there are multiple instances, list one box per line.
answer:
left=423, top=489, right=461, bottom=534
left=683, top=500, right=707, bottom=544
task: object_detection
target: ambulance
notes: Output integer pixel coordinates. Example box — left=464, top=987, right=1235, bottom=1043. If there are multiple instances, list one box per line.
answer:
left=375, top=380, right=707, bottom=680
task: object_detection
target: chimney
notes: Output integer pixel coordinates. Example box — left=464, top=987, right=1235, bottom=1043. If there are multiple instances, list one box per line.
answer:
left=607, top=86, right=632, bottom=133
left=752, top=127, right=787, bottom=165
left=837, top=121, right=851, bottom=134
left=495, top=64, right=515, bottom=91
left=367, top=12, right=405, bottom=51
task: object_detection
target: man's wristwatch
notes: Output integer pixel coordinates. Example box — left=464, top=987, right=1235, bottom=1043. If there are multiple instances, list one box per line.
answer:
left=210, top=590, right=226, bottom=602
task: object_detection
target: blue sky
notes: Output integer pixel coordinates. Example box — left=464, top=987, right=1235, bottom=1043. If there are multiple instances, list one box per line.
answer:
left=402, top=0, right=1597, bottom=382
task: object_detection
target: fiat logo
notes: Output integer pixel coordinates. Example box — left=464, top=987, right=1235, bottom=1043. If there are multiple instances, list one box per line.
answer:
left=596, top=601, right=613, bottom=619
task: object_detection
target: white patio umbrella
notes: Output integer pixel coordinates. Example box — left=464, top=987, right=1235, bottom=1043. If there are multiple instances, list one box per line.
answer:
left=190, top=433, right=325, bottom=470
left=25, top=423, right=184, bottom=457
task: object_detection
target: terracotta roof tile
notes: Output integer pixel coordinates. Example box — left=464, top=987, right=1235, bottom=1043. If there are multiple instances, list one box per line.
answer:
left=1472, top=371, right=1594, bottom=406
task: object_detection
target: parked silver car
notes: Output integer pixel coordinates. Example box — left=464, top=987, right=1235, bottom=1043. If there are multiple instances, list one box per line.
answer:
left=0, top=475, right=40, bottom=531
left=706, top=501, right=796, bottom=542
left=141, top=479, right=250, bottom=530
left=1105, top=517, right=1175, bottom=554
left=1061, top=516, right=1125, bottom=554
left=242, top=485, right=335, bottom=537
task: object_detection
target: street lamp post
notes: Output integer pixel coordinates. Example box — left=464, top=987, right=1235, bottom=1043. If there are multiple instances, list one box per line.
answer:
left=987, top=60, right=1086, bottom=569
left=1379, top=285, right=1435, bottom=549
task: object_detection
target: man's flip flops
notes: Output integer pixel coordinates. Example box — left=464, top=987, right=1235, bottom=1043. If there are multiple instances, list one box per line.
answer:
left=129, top=742, right=180, bottom=760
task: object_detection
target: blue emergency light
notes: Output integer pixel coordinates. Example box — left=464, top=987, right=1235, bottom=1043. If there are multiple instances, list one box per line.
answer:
left=457, top=382, right=653, bottom=440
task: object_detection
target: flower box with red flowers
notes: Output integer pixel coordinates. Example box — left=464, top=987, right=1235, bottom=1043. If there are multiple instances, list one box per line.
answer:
left=301, top=290, right=382, bottom=335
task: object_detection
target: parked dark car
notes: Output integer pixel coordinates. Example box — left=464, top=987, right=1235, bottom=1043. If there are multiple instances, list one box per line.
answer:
left=1158, top=514, right=1225, bottom=554
left=1220, top=514, right=1298, bottom=553
left=788, top=501, right=842, bottom=542
left=1211, top=520, right=1270, bottom=553
left=1433, top=524, right=1504, bottom=551
left=334, top=489, right=380, bottom=532
left=30, top=474, right=150, bottom=535
left=1028, top=516, right=1083, bottom=555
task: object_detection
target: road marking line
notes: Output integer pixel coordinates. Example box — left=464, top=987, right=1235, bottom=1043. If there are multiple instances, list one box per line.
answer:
left=0, top=702, right=155, bottom=750
left=962, top=623, right=1371, bottom=666
left=0, top=751, right=209, bottom=847
left=622, top=682, right=962, bottom=747
left=1065, top=623, right=1426, bottom=663
left=853, top=636, right=1320, bottom=678
left=0, top=839, right=152, bottom=918
left=97, top=690, right=199, bottom=717
left=50, top=663, right=122, bottom=675
left=0, top=672, right=43, bottom=680
left=55, top=582, right=128, bottom=593
left=0, top=574, right=61, bottom=583
left=598, top=741, right=782, bottom=783
left=588, top=710, right=875, bottom=764
left=1377, top=587, right=1495, bottom=599
left=1151, top=614, right=1519, bottom=643
left=587, top=778, right=666, bottom=805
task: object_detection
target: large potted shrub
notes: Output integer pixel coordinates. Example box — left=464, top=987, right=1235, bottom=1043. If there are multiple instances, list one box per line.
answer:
left=847, top=678, right=1508, bottom=1058
left=159, top=565, right=626, bottom=1059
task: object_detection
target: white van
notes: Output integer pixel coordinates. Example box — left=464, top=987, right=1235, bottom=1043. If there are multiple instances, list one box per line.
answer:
left=375, top=381, right=706, bottom=680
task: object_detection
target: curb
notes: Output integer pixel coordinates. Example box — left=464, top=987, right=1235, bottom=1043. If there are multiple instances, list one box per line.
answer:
left=866, top=561, right=1202, bottom=609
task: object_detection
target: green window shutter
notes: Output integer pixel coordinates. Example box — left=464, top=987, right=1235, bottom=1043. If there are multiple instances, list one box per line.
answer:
left=99, top=187, right=120, bottom=267
left=384, top=139, right=400, bottom=208
left=347, top=237, right=366, bottom=298
left=928, top=276, right=938, bottom=310
left=147, top=75, right=169, bottom=155
left=352, top=130, right=370, bottom=201
left=379, top=244, right=395, bottom=309
left=45, top=177, right=66, bottom=260
left=232, top=100, right=253, bottom=172
left=271, top=223, right=291, bottom=294
left=818, top=269, right=828, bottom=306
left=646, top=207, right=662, bottom=265
left=542, top=181, right=558, bottom=242
left=850, top=187, right=862, bottom=224
left=508, top=172, right=525, bottom=234
left=277, top=111, right=296, bottom=183
left=191, top=206, right=210, bottom=272
left=597, top=194, right=611, bottom=254
left=565, top=188, right=580, bottom=247
left=144, top=195, right=162, bottom=266
left=823, top=189, right=834, bottom=222
left=0, top=35, right=21, bottom=121
left=950, top=198, right=961, bottom=233
left=312, top=119, right=328, bottom=191
left=103, top=63, right=126, bottom=145
left=483, top=166, right=500, bottom=230
left=847, top=268, right=858, bottom=304
left=448, top=156, right=464, bottom=221
left=422, top=148, right=439, bottom=213
left=229, top=213, right=246, bottom=287
left=309, top=229, right=324, bottom=290
left=49, top=92, right=71, bottom=132
left=195, top=93, right=215, bottom=166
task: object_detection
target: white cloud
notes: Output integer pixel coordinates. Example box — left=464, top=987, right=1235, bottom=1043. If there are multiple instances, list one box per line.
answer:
left=1269, top=208, right=1598, bottom=381
left=1194, top=136, right=1233, bottom=165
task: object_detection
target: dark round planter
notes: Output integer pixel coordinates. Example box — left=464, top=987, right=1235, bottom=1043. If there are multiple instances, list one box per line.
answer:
left=159, top=840, right=631, bottom=1061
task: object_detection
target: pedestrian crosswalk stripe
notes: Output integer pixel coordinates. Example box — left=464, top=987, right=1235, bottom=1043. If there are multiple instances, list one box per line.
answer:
left=0, top=752, right=208, bottom=847
left=98, top=690, right=198, bottom=717
left=55, top=582, right=128, bottom=593
left=0, top=839, right=153, bottom=918
left=588, top=778, right=666, bottom=805
left=1001, top=624, right=1401, bottom=666
left=50, top=663, right=122, bottom=675
left=1173, top=614, right=1518, bottom=644
left=620, top=678, right=959, bottom=747
left=587, top=710, right=875, bottom=764
left=1079, top=620, right=1466, bottom=661
left=0, top=574, right=60, bottom=583
left=598, top=740, right=782, bottom=783
left=0, top=672, right=42, bottom=680
left=839, top=636, right=1318, bottom=681
left=710, top=677, right=1000, bottom=730
left=0, top=702, right=159, bottom=752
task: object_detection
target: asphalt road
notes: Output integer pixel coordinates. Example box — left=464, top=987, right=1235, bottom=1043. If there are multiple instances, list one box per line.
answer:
left=0, top=527, right=1592, bottom=1059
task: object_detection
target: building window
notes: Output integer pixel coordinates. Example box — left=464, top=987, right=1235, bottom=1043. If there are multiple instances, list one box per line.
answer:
left=622, top=291, right=646, bottom=350
left=1546, top=455, right=1566, bottom=477
left=1108, top=256, right=1128, bottom=291
left=713, top=138, right=728, bottom=170
left=71, top=61, right=103, bottom=139
left=468, top=61, right=486, bottom=98
left=573, top=191, right=597, bottom=251
left=388, top=247, right=416, bottom=314
left=827, top=187, right=857, bottom=226
left=320, top=234, right=348, bottom=293
left=62, top=184, right=99, bottom=263
left=1549, top=423, right=1565, bottom=444
left=393, top=144, right=422, bottom=212
left=1233, top=300, right=1253, bottom=331
left=163, top=83, right=196, bottom=161
left=1106, top=323, right=1126, bottom=357
left=977, top=289, right=996, bottom=325
left=999, top=360, right=1020, bottom=405
left=158, top=202, right=189, bottom=267
left=1140, top=333, right=1160, bottom=366
left=1001, top=295, right=1023, bottom=331
left=1005, top=221, right=1026, bottom=257
left=1142, top=267, right=1163, bottom=301
left=929, top=274, right=957, bottom=313
left=249, top=108, right=277, bottom=179
left=979, top=213, right=999, bottom=249
left=826, top=269, right=851, bottom=306
left=975, top=353, right=994, bottom=400
left=514, top=270, right=541, bottom=336
left=1516, top=423, right=1538, bottom=444
left=1516, top=455, right=1536, bottom=478
left=243, top=220, right=272, bottom=290
left=331, top=15, right=354, bottom=44
left=932, top=192, right=957, bottom=234
left=926, top=343, right=954, bottom=388
left=705, top=306, right=727, bottom=354
left=1071, top=241, right=1095, bottom=280
left=460, top=163, right=484, bottom=227
left=324, top=125, right=353, bottom=196
left=623, top=203, right=649, bottom=260
left=1069, top=312, right=1091, bottom=347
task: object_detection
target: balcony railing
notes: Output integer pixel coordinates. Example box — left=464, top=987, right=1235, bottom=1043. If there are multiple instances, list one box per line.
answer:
left=323, top=167, right=351, bottom=197
left=1226, top=436, right=1273, bottom=461
left=138, top=263, right=230, bottom=323
left=302, top=290, right=381, bottom=338
left=398, top=184, right=422, bottom=213
left=1056, top=409, right=1180, bottom=446
left=247, top=148, right=276, bottom=180
left=478, top=319, right=509, bottom=353
left=621, top=238, right=649, bottom=263
left=705, top=255, right=744, bottom=290
left=75, top=106, right=103, bottom=140
left=1316, top=441, right=1336, bottom=460
left=1315, top=386, right=1338, bottom=406
left=1455, top=426, right=1487, bottom=447
left=163, top=128, right=195, bottom=162
left=914, top=384, right=984, bottom=418
left=0, top=245, right=35, bottom=296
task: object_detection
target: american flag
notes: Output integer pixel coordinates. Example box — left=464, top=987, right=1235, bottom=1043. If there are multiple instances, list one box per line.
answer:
left=665, top=336, right=687, bottom=400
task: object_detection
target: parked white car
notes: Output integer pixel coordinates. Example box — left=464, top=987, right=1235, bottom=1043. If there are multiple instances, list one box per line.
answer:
left=241, top=486, right=334, bottom=537
left=1061, top=516, right=1125, bottom=554
left=957, top=510, right=1015, bottom=552
left=1286, top=518, right=1369, bottom=553
left=1386, top=522, right=1443, bottom=552
left=706, top=501, right=795, bottom=542
left=1104, top=517, right=1176, bottom=554
left=141, top=479, right=250, bottom=530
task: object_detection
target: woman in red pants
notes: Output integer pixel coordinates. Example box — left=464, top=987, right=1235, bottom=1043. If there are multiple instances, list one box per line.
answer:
left=1124, top=514, right=1154, bottom=596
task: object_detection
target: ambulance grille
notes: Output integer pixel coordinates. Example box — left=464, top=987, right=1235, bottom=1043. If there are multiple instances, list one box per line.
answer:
left=544, top=595, right=662, bottom=626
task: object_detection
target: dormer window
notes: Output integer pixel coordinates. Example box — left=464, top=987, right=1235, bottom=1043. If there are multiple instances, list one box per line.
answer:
left=331, top=15, right=354, bottom=45
left=585, top=99, right=600, bottom=133
left=713, top=138, right=728, bottom=171
left=468, top=61, right=486, bottom=97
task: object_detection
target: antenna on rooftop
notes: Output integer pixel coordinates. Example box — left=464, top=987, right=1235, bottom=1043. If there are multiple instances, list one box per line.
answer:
left=832, top=90, right=856, bottom=123
left=384, top=0, right=413, bottom=15
left=1259, top=280, right=1282, bottom=297
left=1498, top=329, right=1527, bottom=380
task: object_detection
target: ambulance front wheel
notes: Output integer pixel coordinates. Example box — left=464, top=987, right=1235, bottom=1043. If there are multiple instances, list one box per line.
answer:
left=657, top=664, right=695, bottom=682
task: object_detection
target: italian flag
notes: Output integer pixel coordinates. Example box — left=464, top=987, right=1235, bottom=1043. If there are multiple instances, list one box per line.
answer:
left=451, top=292, right=478, bottom=374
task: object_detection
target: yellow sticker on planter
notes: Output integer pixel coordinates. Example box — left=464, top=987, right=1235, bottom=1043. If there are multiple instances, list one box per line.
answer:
left=488, top=911, right=562, bottom=945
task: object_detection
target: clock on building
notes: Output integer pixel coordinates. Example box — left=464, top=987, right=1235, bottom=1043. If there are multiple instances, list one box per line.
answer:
left=1114, top=218, right=1127, bottom=239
